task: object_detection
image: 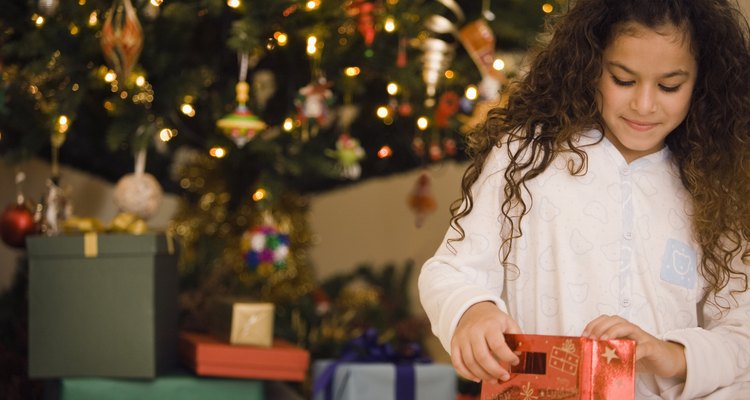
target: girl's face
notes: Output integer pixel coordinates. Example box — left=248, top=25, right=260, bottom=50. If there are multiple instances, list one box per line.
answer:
left=596, top=22, right=697, bottom=163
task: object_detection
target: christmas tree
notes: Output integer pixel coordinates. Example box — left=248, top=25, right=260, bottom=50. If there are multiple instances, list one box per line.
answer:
left=0, top=0, right=564, bottom=383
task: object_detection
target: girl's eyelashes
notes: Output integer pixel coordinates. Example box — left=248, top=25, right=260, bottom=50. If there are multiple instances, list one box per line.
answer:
left=610, top=75, right=682, bottom=93
left=611, top=75, right=634, bottom=87
left=658, top=84, right=681, bottom=93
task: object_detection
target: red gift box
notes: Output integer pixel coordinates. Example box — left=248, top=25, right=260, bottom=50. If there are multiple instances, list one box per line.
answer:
left=481, top=334, right=635, bottom=400
left=179, top=331, right=310, bottom=381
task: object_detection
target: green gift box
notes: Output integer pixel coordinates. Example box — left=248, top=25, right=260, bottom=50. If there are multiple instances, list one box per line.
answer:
left=47, top=370, right=265, bottom=400
left=28, top=232, right=179, bottom=378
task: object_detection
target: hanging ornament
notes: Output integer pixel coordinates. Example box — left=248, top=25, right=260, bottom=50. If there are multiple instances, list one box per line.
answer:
left=252, top=69, right=277, bottom=112
left=217, top=53, right=268, bottom=147
left=1, top=171, right=37, bottom=249
left=428, top=140, right=443, bottom=161
left=113, top=146, right=163, bottom=221
left=325, top=133, right=366, bottom=180
left=311, top=287, right=332, bottom=316
left=38, top=0, right=59, bottom=17
left=100, top=0, right=144, bottom=82
left=407, top=170, right=438, bottom=228
left=411, top=136, right=425, bottom=158
left=435, top=91, right=460, bottom=128
left=481, top=0, right=496, bottom=21
left=443, top=136, right=457, bottom=157
left=422, top=0, right=464, bottom=105
left=458, top=19, right=506, bottom=103
left=294, top=76, right=334, bottom=141
left=346, top=1, right=378, bottom=47
left=421, top=38, right=455, bottom=106
left=458, top=20, right=504, bottom=81
left=37, top=177, right=72, bottom=236
left=336, top=104, right=361, bottom=133
left=240, top=215, right=290, bottom=277
left=396, top=36, right=408, bottom=68
left=38, top=119, right=72, bottom=236
left=1, top=203, right=36, bottom=249
left=398, top=102, right=413, bottom=117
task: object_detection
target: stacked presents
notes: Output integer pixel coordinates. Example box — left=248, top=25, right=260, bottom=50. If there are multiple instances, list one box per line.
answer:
left=310, top=329, right=458, bottom=400
left=27, top=232, right=309, bottom=400
left=180, top=298, right=310, bottom=383
left=26, top=231, right=457, bottom=399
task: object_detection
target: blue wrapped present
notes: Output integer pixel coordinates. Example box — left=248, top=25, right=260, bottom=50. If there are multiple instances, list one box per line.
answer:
left=312, top=329, right=457, bottom=400
left=312, top=360, right=457, bottom=400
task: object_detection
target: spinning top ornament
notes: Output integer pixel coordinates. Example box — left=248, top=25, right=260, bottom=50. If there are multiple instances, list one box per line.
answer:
left=217, top=53, right=267, bottom=147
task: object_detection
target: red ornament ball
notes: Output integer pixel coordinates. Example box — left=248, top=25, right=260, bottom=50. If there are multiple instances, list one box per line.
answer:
left=1, top=203, right=37, bottom=249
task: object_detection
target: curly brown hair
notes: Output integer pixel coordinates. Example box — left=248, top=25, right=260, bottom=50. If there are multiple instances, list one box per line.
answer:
left=450, top=0, right=750, bottom=301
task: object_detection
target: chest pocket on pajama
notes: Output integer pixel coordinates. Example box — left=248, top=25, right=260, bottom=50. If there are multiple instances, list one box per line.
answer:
left=659, top=238, right=697, bottom=289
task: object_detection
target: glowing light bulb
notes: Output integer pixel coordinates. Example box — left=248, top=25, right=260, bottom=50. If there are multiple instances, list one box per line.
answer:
left=88, top=11, right=98, bottom=26
left=209, top=147, right=226, bottom=158
left=417, top=116, right=429, bottom=130
left=159, top=128, right=175, bottom=142
left=306, top=36, right=318, bottom=55
left=465, top=85, right=478, bottom=101
left=377, top=145, right=393, bottom=159
left=252, top=188, right=267, bottom=201
left=493, top=58, right=505, bottom=71
left=387, top=83, right=398, bottom=96
left=542, top=3, right=554, bottom=13
left=180, top=104, right=196, bottom=117
left=283, top=118, right=295, bottom=131
left=384, top=17, right=396, bottom=32
left=376, top=106, right=389, bottom=119
left=345, top=66, right=360, bottom=77
left=227, top=0, right=241, bottom=8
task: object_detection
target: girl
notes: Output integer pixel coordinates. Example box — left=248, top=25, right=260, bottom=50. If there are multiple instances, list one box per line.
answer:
left=418, top=0, right=750, bottom=398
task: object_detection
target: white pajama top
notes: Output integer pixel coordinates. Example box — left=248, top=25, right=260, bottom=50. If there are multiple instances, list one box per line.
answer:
left=418, top=129, right=750, bottom=399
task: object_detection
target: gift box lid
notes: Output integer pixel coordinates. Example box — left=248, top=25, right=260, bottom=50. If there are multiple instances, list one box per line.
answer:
left=179, top=331, right=309, bottom=381
left=27, top=232, right=176, bottom=257
left=54, top=369, right=265, bottom=400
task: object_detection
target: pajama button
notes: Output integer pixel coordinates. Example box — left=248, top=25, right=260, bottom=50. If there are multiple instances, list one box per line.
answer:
left=621, top=298, right=631, bottom=307
left=624, top=232, right=632, bottom=240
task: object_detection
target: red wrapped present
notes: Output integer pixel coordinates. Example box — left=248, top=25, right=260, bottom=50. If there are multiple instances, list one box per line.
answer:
left=481, top=334, right=635, bottom=400
left=179, top=331, right=309, bottom=381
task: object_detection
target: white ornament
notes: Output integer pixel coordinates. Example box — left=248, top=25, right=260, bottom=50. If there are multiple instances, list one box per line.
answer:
left=113, top=173, right=163, bottom=220
left=39, top=0, right=59, bottom=16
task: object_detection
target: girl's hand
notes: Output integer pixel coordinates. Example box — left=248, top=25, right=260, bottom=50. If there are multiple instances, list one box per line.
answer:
left=582, top=315, right=686, bottom=379
left=450, top=301, right=522, bottom=383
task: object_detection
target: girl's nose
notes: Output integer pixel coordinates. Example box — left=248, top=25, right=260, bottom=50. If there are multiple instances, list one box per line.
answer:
left=630, top=85, right=658, bottom=114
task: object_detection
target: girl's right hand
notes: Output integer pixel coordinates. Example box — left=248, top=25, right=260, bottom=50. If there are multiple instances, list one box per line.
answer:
left=450, top=301, right=522, bottom=383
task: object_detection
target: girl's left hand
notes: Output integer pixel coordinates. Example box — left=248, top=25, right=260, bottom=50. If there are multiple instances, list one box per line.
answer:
left=582, top=315, right=686, bottom=379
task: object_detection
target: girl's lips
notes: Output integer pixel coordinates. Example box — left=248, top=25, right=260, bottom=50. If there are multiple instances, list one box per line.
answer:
left=623, top=118, right=658, bottom=131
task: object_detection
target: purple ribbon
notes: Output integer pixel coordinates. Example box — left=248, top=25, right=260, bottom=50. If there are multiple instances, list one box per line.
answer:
left=312, top=328, right=431, bottom=400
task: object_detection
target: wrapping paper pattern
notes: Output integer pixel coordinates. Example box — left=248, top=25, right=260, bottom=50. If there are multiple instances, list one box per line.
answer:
left=481, top=334, right=635, bottom=400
